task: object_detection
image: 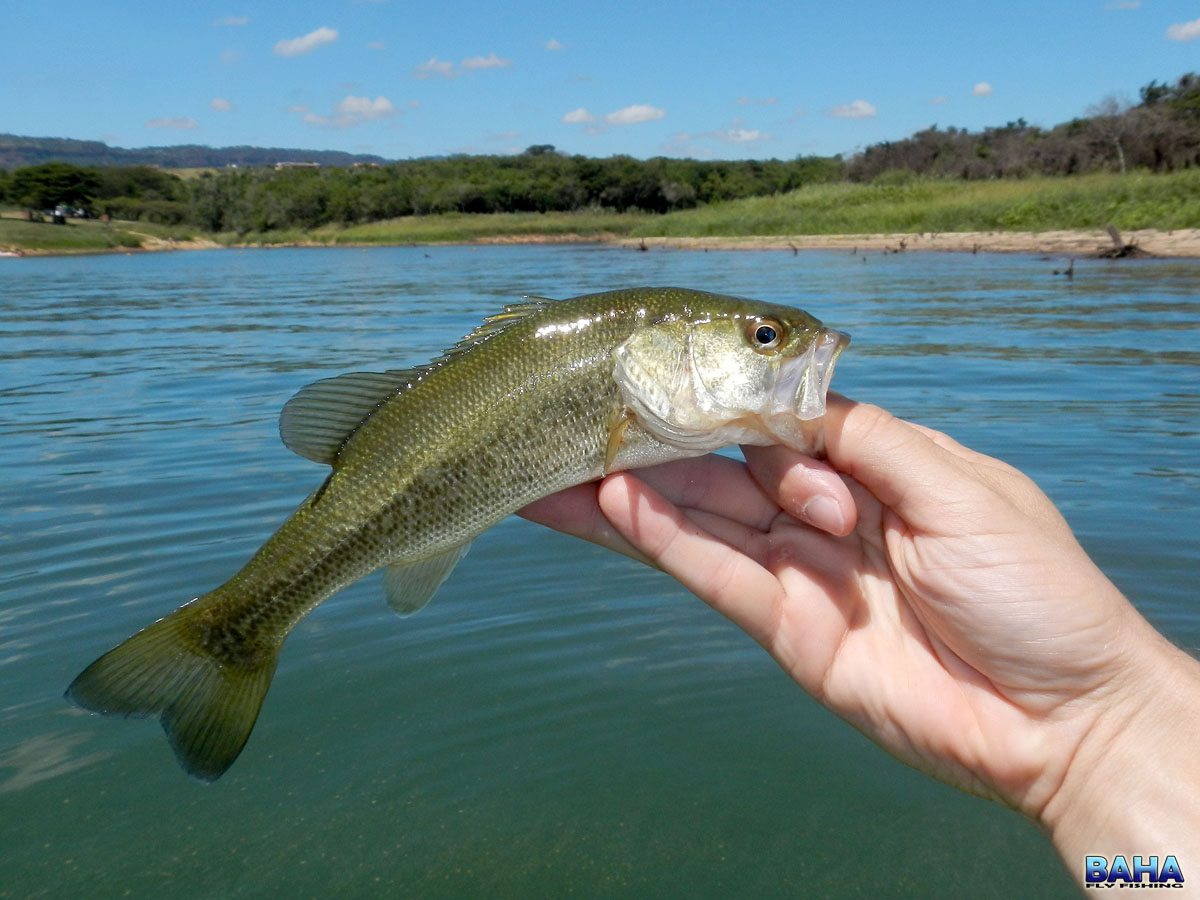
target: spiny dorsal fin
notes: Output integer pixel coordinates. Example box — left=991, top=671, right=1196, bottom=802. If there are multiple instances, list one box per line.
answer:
left=279, top=370, right=418, bottom=465
left=439, top=297, right=556, bottom=361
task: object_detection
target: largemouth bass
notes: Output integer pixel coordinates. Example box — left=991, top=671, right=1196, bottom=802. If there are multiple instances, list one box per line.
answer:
left=67, top=286, right=848, bottom=781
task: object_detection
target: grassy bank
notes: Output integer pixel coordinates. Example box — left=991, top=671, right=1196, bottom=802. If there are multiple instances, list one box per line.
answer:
left=631, top=170, right=1200, bottom=238
left=0, top=212, right=202, bottom=253
left=220, top=209, right=648, bottom=247
left=5, top=171, right=1200, bottom=255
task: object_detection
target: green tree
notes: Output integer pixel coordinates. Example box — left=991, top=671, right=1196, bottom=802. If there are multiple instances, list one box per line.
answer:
left=10, top=163, right=101, bottom=216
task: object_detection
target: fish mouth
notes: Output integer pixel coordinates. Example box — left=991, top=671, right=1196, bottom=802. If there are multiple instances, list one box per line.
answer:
left=792, top=327, right=850, bottom=419
left=764, top=327, right=850, bottom=452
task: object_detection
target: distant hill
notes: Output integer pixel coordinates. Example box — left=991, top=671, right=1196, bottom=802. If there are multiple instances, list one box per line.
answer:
left=0, top=134, right=390, bottom=169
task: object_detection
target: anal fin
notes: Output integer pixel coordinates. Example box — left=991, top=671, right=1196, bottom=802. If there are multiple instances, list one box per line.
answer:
left=383, top=543, right=472, bottom=616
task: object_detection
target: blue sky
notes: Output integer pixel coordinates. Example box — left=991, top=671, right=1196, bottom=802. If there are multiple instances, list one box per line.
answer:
left=3, top=1, right=1199, bottom=161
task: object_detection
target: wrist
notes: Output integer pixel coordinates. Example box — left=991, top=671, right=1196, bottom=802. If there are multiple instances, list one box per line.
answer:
left=1040, top=626, right=1200, bottom=884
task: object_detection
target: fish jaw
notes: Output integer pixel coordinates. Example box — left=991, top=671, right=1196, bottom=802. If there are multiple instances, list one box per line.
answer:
left=759, top=327, right=850, bottom=453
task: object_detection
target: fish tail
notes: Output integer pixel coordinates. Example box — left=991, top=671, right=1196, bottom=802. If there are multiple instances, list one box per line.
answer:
left=65, top=598, right=279, bottom=783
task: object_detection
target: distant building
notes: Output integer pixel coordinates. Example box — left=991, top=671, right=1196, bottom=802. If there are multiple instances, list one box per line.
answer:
left=274, top=161, right=320, bottom=170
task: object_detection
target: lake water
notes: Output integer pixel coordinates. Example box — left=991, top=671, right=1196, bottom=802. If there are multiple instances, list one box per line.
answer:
left=1, top=245, right=1197, bottom=898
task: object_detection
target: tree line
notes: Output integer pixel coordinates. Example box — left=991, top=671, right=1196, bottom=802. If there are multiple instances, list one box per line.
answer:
left=846, top=73, right=1200, bottom=180
left=0, top=154, right=844, bottom=230
left=0, top=133, right=385, bottom=170
left=2, top=72, right=1197, bottom=233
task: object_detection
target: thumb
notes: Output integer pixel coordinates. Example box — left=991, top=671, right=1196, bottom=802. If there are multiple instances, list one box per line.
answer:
left=819, top=394, right=990, bottom=534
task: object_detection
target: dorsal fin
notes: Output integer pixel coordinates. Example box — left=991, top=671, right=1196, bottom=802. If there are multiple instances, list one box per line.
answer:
left=279, top=370, right=417, bottom=464
left=278, top=296, right=558, bottom=465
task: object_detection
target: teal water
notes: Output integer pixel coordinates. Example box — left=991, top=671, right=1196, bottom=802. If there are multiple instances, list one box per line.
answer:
left=1, top=245, right=1197, bottom=898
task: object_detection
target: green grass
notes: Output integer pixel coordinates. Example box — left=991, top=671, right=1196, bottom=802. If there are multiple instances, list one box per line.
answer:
left=5, top=172, right=1199, bottom=254
left=221, top=209, right=650, bottom=247
left=631, top=170, right=1200, bottom=238
left=0, top=216, right=144, bottom=252
left=0, top=213, right=202, bottom=252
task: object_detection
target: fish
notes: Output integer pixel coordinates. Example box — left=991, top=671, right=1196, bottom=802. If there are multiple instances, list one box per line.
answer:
left=65, top=286, right=849, bottom=782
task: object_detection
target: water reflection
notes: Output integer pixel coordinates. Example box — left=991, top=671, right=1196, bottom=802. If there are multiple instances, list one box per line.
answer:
left=0, top=731, right=110, bottom=793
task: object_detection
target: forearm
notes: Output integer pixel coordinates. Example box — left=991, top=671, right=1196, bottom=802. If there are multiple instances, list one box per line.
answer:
left=1041, top=626, right=1200, bottom=887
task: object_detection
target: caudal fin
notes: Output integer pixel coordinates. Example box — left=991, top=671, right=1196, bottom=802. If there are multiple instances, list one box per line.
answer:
left=65, top=605, right=279, bottom=782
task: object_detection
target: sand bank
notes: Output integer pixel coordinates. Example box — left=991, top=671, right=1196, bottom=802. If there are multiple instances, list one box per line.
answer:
left=6, top=227, right=1200, bottom=258
left=614, top=229, right=1200, bottom=258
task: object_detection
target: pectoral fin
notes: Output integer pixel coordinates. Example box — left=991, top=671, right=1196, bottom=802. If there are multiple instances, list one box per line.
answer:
left=604, top=408, right=635, bottom=473
left=382, top=543, right=472, bottom=616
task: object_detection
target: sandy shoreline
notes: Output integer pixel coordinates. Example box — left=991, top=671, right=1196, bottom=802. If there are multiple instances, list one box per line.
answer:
left=5, top=227, right=1200, bottom=258
left=612, top=228, right=1200, bottom=257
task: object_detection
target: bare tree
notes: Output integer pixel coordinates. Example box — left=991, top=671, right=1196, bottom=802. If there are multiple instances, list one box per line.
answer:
left=1086, top=95, right=1130, bottom=174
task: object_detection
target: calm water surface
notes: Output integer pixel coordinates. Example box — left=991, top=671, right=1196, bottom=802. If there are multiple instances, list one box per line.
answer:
left=1, top=245, right=1197, bottom=898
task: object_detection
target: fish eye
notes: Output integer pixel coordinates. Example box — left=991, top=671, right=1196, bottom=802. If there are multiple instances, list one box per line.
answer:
left=746, top=317, right=786, bottom=353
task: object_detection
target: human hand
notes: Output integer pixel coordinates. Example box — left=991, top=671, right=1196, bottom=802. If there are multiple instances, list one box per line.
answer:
left=519, top=394, right=1200, bottom=868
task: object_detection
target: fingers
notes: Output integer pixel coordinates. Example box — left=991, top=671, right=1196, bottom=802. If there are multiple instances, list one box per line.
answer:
left=741, top=445, right=857, bottom=536
left=633, top=453, right=779, bottom=531
left=597, top=472, right=786, bottom=647
left=517, top=482, right=655, bottom=565
left=819, top=394, right=992, bottom=534
left=522, top=445, right=859, bottom=562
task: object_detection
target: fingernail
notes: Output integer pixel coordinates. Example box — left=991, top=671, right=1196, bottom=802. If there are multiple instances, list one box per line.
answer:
left=802, top=495, right=845, bottom=534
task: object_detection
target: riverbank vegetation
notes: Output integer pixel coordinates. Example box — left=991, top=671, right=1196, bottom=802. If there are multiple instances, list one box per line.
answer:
left=0, top=212, right=195, bottom=252
left=4, top=169, right=1198, bottom=253
left=634, top=170, right=1200, bottom=238
left=2, top=73, right=1198, bottom=253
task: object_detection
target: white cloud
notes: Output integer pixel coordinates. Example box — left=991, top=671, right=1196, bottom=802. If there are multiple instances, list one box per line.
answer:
left=735, top=96, right=777, bottom=106
left=830, top=99, right=877, bottom=119
left=287, top=104, right=309, bottom=114
left=561, top=107, right=595, bottom=123
left=213, top=15, right=247, bottom=26
left=210, top=97, right=233, bottom=112
left=1166, top=18, right=1200, bottom=40
left=672, top=123, right=775, bottom=148
left=338, top=95, right=395, bottom=118
left=930, top=95, right=948, bottom=105
left=146, top=117, right=198, bottom=129
left=719, top=128, right=763, bottom=142
left=545, top=38, right=564, bottom=51
left=461, top=52, right=511, bottom=70
left=604, top=104, right=665, bottom=125
left=973, top=82, right=993, bottom=97
left=366, top=41, right=386, bottom=51
left=414, top=56, right=455, bottom=79
left=302, top=95, right=397, bottom=129
left=274, top=26, right=338, bottom=58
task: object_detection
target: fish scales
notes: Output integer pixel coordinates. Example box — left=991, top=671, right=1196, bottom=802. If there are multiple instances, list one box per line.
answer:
left=66, top=286, right=849, bottom=781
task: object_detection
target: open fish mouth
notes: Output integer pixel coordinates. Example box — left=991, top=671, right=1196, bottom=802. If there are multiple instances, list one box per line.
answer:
left=810, top=327, right=851, bottom=409
left=764, top=327, right=851, bottom=452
